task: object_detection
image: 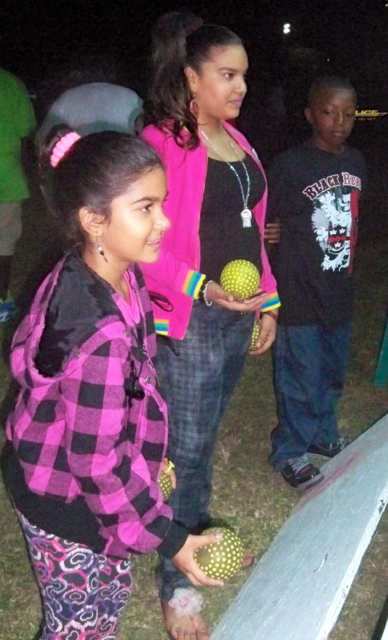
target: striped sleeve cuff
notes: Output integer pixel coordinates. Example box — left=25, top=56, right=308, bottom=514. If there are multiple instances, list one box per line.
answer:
left=261, top=292, right=281, bottom=312
left=182, top=271, right=206, bottom=299
left=154, top=320, right=169, bottom=336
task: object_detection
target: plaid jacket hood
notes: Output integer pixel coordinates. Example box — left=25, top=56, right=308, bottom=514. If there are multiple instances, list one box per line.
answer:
left=6, top=253, right=180, bottom=558
left=9, top=252, right=158, bottom=386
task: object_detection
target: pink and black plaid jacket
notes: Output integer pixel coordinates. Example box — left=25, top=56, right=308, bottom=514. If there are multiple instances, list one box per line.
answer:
left=5, top=253, right=187, bottom=559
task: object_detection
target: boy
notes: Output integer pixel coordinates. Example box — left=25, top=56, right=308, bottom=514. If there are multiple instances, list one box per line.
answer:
left=267, top=76, right=367, bottom=490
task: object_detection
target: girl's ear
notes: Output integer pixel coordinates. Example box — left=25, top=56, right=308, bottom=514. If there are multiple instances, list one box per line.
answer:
left=184, top=66, right=199, bottom=94
left=79, top=207, right=105, bottom=236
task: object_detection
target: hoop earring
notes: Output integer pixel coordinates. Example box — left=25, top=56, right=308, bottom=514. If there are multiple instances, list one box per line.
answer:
left=96, top=235, right=108, bottom=262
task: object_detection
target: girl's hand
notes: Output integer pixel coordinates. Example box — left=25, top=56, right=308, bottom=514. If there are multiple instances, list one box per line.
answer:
left=162, top=458, right=176, bottom=490
left=250, top=311, right=278, bottom=355
left=172, top=532, right=225, bottom=588
left=205, top=281, right=269, bottom=313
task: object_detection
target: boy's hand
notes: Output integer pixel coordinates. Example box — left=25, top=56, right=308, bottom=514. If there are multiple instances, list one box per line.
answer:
left=264, top=219, right=281, bottom=244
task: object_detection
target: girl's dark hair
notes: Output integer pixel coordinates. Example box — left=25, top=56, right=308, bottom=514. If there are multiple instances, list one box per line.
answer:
left=308, top=76, right=356, bottom=107
left=40, top=125, right=163, bottom=248
left=145, top=11, right=242, bottom=149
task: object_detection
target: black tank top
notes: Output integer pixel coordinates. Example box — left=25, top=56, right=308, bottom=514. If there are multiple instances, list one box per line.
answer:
left=199, top=154, right=265, bottom=283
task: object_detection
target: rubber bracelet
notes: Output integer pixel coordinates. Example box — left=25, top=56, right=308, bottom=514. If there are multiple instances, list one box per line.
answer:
left=163, top=457, right=175, bottom=472
left=202, top=280, right=214, bottom=307
left=262, top=310, right=278, bottom=322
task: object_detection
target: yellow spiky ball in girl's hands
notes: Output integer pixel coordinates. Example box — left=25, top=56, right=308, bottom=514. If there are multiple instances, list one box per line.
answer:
left=194, top=527, right=244, bottom=580
left=220, top=260, right=260, bottom=301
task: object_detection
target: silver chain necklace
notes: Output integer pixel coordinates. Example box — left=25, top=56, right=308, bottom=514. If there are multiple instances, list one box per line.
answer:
left=201, top=127, right=252, bottom=228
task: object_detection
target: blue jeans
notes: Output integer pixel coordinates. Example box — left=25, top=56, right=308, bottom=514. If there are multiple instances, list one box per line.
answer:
left=155, top=301, right=254, bottom=600
left=269, top=323, right=351, bottom=470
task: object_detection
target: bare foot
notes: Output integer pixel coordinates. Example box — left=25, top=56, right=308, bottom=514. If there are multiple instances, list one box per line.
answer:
left=242, top=551, right=255, bottom=568
left=161, top=599, right=210, bottom=640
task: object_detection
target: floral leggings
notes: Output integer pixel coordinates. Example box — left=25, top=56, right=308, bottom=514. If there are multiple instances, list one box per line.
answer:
left=18, top=512, right=132, bottom=640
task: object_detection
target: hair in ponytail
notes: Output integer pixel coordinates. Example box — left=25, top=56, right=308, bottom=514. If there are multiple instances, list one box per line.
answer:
left=39, top=126, right=163, bottom=249
left=145, top=11, right=242, bottom=149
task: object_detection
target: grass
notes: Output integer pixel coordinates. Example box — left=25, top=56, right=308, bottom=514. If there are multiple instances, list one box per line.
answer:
left=1, top=134, right=388, bottom=639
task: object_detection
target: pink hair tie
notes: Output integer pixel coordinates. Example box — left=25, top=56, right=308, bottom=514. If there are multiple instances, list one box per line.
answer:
left=50, top=132, right=81, bottom=167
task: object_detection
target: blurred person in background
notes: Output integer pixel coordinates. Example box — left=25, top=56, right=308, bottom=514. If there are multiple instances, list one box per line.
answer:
left=0, top=66, right=36, bottom=322
left=35, top=54, right=143, bottom=151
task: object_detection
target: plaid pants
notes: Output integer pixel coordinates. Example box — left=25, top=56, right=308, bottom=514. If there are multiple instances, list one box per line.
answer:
left=17, top=512, right=132, bottom=640
left=155, top=301, right=254, bottom=600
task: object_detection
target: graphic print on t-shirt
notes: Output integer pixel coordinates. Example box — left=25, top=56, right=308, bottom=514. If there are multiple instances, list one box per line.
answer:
left=303, top=172, right=362, bottom=273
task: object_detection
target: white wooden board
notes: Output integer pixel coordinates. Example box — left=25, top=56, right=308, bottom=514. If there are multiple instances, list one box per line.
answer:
left=211, top=413, right=388, bottom=640
left=381, top=620, right=388, bottom=640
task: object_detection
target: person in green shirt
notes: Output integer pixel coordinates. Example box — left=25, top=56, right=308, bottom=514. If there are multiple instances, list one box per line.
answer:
left=0, top=67, right=36, bottom=321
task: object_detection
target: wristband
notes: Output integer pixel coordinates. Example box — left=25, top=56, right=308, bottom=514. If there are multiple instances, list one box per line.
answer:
left=163, top=457, right=175, bottom=472
left=262, top=310, right=278, bottom=322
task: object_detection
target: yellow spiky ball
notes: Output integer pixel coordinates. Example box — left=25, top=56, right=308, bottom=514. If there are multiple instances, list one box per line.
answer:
left=158, top=472, right=173, bottom=501
left=220, top=260, right=260, bottom=301
left=249, top=321, right=261, bottom=350
left=194, top=527, right=244, bottom=581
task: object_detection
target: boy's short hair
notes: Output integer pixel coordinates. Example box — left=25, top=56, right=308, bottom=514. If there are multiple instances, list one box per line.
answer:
left=308, top=76, right=356, bottom=107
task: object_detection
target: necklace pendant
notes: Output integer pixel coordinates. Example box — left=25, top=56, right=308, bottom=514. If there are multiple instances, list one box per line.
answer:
left=241, top=208, right=252, bottom=228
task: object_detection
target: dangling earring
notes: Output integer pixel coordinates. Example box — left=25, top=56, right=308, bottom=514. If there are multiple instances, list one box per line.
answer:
left=96, top=235, right=108, bottom=262
left=190, top=93, right=198, bottom=118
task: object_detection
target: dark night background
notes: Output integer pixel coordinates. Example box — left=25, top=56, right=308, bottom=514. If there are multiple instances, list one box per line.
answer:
left=2, top=0, right=388, bottom=92
left=1, top=0, right=388, bottom=158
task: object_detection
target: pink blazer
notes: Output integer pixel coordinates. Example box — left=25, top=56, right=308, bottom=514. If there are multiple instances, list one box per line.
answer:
left=141, top=120, right=280, bottom=339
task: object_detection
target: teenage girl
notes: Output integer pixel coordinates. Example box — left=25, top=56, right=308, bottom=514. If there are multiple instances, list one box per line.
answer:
left=3, top=127, right=224, bottom=640
left=141, top=11, right=280, bottom=640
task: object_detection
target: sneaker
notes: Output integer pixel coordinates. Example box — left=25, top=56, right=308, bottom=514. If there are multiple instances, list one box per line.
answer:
left=281, top=455, right=324, bottom=490
left=0, top=298, right=16, bottom=323
left=307, top=436, right=349, bottom=459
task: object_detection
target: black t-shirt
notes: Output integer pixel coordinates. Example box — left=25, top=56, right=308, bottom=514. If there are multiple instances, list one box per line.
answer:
left=199, top=154, right=265, bottom=282
left=267, top=142, right=367, bottom=328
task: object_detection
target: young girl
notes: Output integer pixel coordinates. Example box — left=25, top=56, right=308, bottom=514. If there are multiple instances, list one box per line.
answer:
left=3, top=127, right=224, bottom=640
left=140, top=11, right=280, bottom=640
